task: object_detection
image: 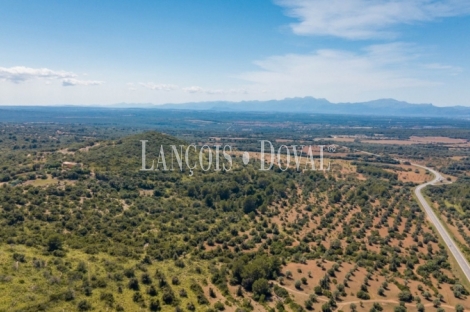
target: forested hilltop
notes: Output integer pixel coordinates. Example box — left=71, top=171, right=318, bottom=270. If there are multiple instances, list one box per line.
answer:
left=1, top=124, right=470, bottom=312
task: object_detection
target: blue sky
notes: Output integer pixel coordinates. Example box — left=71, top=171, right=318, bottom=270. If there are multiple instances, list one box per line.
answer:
left=1, top=0, right=470, bottom=106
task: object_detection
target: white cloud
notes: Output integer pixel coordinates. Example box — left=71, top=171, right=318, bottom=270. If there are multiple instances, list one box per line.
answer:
left=0, top=66, right=104, bottom=87
left=205, top=89, right=224, bottom=95
left=139, top=82, right=178, bottom=91
left=126, top=83, right=137, bottom=91
left=423, top=63, right=462, bottom=74
left=226, top=88, right=249, bottom=95
left=62, top=78, right=104, bottom=87
left=276, top=0, right=470, bottom=39
left=183, top=86, right=204, bottom=93
left=128, top=83, right=245, bottom=96
left=183, top=86, right=248, bottom=95
left=0, top=66, right=75, bottom=83
left=239, top=43, right=455, bottom=102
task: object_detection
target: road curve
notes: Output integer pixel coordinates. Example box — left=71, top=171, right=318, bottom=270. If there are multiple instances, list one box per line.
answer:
left=349, top=150, right=470, bottom=283
left=413, top=163, right=470, bottom=284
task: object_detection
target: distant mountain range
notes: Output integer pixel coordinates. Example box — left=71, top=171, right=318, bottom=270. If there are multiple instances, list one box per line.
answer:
left=18, top=97, right=465, bottom=118
left=113, top=97, right=470, bottom=117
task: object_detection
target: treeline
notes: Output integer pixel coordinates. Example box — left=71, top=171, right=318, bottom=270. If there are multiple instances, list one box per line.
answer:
left=355, top=163, right=398, bottom=180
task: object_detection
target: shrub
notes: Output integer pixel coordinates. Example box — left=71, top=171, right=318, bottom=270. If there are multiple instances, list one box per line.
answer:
left=422, top=291, right=431, bottom=300
left=398, top=291, right=413, bottom=302
left=214, top=302, right=225, bottom=311
left=322, top=302, right=332, bottom=312
left=12, top=253, right=26, bottom=263
left=174, top=259, right=185, bottom=268
left=377, top=287, right=385, bottom=296
left=64, top=289, right=75, bottom=301
left=162, top=289, right=175, bottom=304
left=99, top=292, right=114, bottom=306
left=356, top=291, right=370, bottom=300
left=128, top=278, right=139, bottom=290
left=209, top=287, right=216, bottom=298
left=149, top=299, right=161, bottom=311
left=273, top=285, right=289, bottom=298
left=47, top=235, right=63, bottom=252
left=252, top=278, right=270, bottom=297
left=305, top=299, right=313, bottom=309
left=187, top=302, right=196, bottom=311
left=286, top=270, right=293, bottom=279
left=133, top=292, right=144, bottom=303
left=77, top=300, right=92, bottom=311
left=141, top=273, right=152, bottom=285
left=453, top=284, right=465, bottom=298
left=416, top=303, right=424, bottom=312
left=394, top=306, right=406, bottom=312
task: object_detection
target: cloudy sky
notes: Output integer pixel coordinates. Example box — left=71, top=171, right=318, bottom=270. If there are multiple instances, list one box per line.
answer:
left=1, top=0, right=470, bottom=106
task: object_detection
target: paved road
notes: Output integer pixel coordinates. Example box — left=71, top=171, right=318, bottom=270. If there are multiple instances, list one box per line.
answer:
left=413, top=163, right=470, bottom=284
left=353, top=150, right=470, bottom=283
